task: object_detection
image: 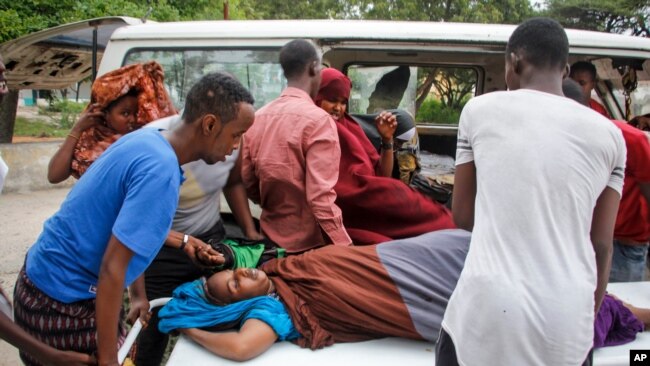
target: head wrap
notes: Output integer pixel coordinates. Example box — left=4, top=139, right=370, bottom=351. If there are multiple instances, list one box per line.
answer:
left=158, top=279, right=300, bottom=341
left=71, top=61, right=177, bottom=178
left=315, top=68, right=352, bottom=108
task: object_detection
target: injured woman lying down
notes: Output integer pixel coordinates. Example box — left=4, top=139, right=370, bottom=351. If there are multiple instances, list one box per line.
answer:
left=157, top=230, right=647, bottom=362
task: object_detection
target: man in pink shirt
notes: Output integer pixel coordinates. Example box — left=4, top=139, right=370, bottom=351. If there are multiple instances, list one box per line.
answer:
left=242, top=39, right=352, bottom=252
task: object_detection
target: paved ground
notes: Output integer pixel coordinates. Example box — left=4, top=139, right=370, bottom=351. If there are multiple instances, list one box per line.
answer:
left=0, top=187, right=70, bottom=365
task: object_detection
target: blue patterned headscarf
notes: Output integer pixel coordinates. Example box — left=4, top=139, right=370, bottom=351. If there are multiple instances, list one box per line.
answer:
left=158, top=279, right=300, bottom=341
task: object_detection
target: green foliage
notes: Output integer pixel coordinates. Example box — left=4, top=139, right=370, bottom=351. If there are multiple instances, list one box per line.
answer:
left=0, top=0, right=188, bottom=43
left=349, top=0, right=533, bottom=23
left=13, top=116, right=69, bottom=137
left=49, top=100, right=85, bottom=128
left=416, top=97, right=463, bottom=125
left=45, top=99, right=86, bottom=114
left=544, top=0, right=649, bottom=36
left=36, top=100, right=86, bottom=128
left=0, top=0, right=540, bottom=44
left=237, top=0, right=347, bottom=19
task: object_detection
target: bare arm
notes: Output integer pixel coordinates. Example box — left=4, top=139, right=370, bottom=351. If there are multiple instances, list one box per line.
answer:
left=590, top=187, right=620, bottom=313
left=163, top=230, right=225, bottom=268
left=376, top=111, right=397, bottom=177
left=180, top=318, right=278, bottom=362
left=223, top=152, right=262, bottom=240
left=47, top=105, right=104, bottom=183
left=451, top=161, right=477, bottom=231
left=125, top=275, right=151, bottom=327
left=96, top=235, right=133, bottom=366
left=0, top=311, right=96, bottom=365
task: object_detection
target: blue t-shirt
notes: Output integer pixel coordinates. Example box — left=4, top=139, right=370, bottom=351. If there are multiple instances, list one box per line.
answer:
left=26, top=129, right=182, bottom=303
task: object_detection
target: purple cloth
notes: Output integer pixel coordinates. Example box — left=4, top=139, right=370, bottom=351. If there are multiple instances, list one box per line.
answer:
left=594, top=293, right=644, bottom=348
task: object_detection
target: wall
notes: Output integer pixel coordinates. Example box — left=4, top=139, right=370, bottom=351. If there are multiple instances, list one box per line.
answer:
left=0, top=142, right=74, bottom=193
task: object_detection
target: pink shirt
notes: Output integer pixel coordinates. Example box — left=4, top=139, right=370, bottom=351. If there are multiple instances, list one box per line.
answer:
left=242, top=87, right=352, bottom=252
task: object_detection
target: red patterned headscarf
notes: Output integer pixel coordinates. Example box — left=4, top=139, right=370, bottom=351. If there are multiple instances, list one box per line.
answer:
left=71, top=61, right=177, bottom=178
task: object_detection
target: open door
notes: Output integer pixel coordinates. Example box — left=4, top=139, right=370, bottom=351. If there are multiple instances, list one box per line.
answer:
left=0, top=16, right=143, bottom=90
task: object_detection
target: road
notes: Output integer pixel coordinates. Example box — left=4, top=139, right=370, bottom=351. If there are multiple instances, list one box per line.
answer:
left=0, top=187, right=70, bottom=365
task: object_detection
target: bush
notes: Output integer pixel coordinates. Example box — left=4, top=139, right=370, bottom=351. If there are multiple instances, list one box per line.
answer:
left=46, top=99, right=87, bottom=114
left=416, top=98, right=461, bottom=125
left=40, top=99, right=87, bottom=129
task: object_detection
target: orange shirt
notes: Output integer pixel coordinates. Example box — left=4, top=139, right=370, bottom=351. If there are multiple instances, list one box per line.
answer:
left=242, top=87, right=352, bottom=252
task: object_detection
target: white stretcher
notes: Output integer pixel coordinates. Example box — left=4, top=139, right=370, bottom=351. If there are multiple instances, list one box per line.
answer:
left=125, top=282, right=650, bottom=366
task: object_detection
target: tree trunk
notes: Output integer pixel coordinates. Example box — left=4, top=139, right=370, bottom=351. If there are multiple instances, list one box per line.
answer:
left=0, top=90, right=19, bottom=143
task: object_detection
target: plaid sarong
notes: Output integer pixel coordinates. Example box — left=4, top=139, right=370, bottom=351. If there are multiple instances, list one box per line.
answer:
left=13, top=267, right=126, bottom=365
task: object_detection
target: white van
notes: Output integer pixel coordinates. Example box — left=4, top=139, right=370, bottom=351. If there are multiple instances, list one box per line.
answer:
left=3, top=17, right=650, bottom=366
left=96, top=19, right=650, bottom=158
left=4, top=18, right=650, bottom=158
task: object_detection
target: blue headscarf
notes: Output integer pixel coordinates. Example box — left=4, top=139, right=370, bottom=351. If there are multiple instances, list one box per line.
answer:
left=158, top=279, right=300, bottom=341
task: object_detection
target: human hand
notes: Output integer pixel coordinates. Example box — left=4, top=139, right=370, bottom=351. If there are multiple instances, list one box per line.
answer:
left=375, top=111, right=397, bottom=141
left=46, top=349, right=97, bottom=366
left=71, top=104, right=104, bottom=135
left=183, top=236, right=225, bottom=268
left=125, top=295, right=151, bottom=328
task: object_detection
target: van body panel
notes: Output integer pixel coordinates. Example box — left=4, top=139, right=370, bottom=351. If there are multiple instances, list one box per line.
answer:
left=97, top=20, right=650, bottom=158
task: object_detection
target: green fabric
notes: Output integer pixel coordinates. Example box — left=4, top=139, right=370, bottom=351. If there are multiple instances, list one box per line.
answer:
left=219, top=239, right=286, bottom=268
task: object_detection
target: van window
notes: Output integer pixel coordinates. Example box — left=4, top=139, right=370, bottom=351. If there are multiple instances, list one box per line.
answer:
left=347, top=65, right=477, bottom=125
left=124, top=49, right=284, bottom=110
left=610, top=80, right=650, bottom=119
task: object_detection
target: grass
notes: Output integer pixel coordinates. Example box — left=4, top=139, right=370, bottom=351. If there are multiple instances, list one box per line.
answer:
left=13, top=116, right=69, bottom=138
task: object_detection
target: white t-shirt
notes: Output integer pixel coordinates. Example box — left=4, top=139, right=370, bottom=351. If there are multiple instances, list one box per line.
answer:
left=146, top=115, right=238, bottom=235
left=442, top=89, right=626, bottom=365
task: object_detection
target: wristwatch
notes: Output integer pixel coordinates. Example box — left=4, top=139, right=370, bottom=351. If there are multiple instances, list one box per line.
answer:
left=179, top=234, right=190, bottom=251
left=380, top=141, right=394, bottom=150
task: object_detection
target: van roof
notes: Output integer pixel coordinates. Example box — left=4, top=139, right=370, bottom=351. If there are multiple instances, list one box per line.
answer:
left=110, top=19, right=650, bottom=54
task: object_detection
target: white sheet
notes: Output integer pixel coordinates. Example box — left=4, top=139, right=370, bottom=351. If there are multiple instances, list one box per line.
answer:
left=166, top=282, right=650, bottom=366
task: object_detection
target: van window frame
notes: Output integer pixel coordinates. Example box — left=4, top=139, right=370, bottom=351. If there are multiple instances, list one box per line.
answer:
left=122, top=46, right=284, bottom=110
left=342, top=61, right=484, bottom=128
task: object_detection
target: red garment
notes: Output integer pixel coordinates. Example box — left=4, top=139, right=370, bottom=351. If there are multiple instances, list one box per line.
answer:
left=72, top=61, right=177, bottom=177
left=611, top=120, right=650, bottom=243
left=316, top=68, right=455, bottom=244
left=590, top=98, right=610, bottom=118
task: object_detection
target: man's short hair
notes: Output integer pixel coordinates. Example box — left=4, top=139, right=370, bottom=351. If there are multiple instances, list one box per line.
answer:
left=279, top=39, right=319, bottom=80
left=506, top=17, right=569, bottom=71
left=182, top=72, right=254, bottom=125
left=562, top=78, right=588, bottom=105
left=569, top=61, right=597, bottom=81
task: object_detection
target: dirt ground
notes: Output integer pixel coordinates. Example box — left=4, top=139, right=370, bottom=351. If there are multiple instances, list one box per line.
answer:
left=0, top=187, right=70, bottom=365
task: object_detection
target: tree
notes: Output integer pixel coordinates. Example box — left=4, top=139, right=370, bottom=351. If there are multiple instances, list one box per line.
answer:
left=545, top=0, right=649, bottom=36
left=237, top=0, right=346, bottom=20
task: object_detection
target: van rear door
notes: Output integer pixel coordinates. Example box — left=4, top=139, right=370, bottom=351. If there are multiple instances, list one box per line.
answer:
left=0, top=16, right=143, bottom=90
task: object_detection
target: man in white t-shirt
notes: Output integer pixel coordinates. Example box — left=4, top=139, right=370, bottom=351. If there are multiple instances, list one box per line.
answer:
left=437, top=18, right=626, bottom=366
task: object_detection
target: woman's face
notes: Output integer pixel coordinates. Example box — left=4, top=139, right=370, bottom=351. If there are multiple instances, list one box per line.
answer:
left=204, top=268, right=271, bottom=305
left=319, top=96, right=347, bottom=121
left=105, top=95, right=138, bottom=134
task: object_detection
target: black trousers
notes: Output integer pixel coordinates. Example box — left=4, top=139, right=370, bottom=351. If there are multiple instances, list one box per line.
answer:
left=134, top=220, right=226, bottom=366
left=435, top=328, right=594, bottom=366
